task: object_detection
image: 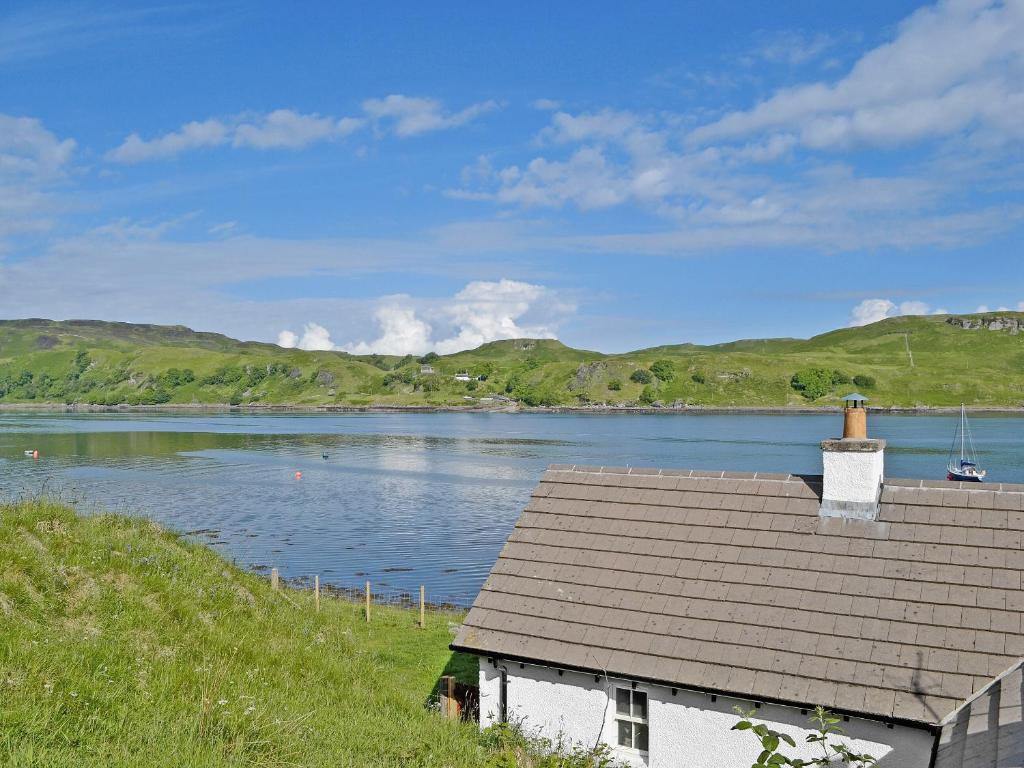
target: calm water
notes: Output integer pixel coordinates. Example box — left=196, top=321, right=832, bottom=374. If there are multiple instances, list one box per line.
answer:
left=1, top=411, right=1021, bottom=604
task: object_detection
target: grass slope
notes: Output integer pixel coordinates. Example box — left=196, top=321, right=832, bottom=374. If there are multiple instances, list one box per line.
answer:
left=0, top=500, right=491, bottom=767
left=0, top=314, right=1022, bottom=408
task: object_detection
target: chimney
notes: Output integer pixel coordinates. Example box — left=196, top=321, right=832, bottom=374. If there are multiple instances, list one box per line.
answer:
left=820, top=393, right=885, bottom=520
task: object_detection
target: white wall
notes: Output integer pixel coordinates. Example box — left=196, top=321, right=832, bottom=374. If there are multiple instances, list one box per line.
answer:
left=478, top=658, right=935, bottom=768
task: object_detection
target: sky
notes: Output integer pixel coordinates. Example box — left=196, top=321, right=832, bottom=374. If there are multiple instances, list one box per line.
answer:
left=1, top=0, right=1023, bottom=354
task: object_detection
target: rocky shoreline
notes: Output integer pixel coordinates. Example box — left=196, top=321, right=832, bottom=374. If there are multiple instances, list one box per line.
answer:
left=1, top=402, right=1022, bottom=415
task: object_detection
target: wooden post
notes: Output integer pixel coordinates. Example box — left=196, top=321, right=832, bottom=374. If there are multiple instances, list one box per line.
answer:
left=419, top=585, right=425, bottom=629
left=314, top=575, right=320, bottom=613
left=439, top=675, right=459, bottom=720
left=365, top=580, right=371, bottom=622
left=271, top=567, right=279, bottom=591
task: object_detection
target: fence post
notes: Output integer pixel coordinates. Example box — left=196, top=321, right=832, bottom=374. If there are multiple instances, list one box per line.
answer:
left=315, top=575, right=320, bottom=613
left=439, top=675, right=459, bottom=720
left=419, top=585, right=425, bottom=629
left=365, top=580, right=371, bottom=622
left=271, top=567, right=279, bottom=591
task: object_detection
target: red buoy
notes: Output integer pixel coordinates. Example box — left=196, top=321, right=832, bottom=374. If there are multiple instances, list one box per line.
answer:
left=294, top=471, right=302, bottom=480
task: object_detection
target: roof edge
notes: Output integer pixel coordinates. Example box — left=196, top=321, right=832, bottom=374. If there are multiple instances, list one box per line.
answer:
left=450, top=643, right=942, bottom=732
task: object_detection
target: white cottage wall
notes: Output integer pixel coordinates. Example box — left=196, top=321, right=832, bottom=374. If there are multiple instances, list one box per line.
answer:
left=478, top=659, right=935, bottom=768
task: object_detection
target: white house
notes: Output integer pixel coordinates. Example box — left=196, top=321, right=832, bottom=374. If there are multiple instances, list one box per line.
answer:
left=454, top=372, right=473, bottom=382
left=452, top=401, right=1024, bottom=767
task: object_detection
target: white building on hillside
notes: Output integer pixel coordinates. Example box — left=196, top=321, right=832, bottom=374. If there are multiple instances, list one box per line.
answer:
left=452, top=400, right=1024, bottom=767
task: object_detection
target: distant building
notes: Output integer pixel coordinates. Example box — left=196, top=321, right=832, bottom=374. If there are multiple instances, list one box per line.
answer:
left=454, top=372, right=472, bottom=382
left=420, top=365, right=435, bottom=375
left=453, top=399, right=1024, bottom=767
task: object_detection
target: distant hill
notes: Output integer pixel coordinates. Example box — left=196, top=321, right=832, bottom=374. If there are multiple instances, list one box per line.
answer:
left=0, top=314, right=1021, bottom=408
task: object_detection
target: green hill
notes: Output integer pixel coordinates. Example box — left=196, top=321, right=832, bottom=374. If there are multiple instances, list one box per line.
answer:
left=0, top=314, right=1022, bottom=408
left=0, top=499, right=613, bottom=767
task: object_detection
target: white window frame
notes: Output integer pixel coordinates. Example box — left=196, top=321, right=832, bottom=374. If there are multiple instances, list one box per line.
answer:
left=613, top=686, right=649, bottom=756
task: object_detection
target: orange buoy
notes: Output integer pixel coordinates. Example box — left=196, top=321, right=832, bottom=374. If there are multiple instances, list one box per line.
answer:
left=294, top=471, right=302, bottom=480
left=32, top=450, right=39, bottom=459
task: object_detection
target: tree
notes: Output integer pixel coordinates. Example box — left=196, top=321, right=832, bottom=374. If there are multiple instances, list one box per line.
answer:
left=418, top=352, right=439, bottom=364
left=608, top=379, right=622, bottom=391
left=733, top=706, right=876, bottom=767
left=639, top=385, right=657, bottom=405
left=630, top=368, right=653, bottom=384
left=649, top=359, right=675, bottom=382
left=853, top=374, right=876, bottom=389
left=790, top=368, right=848, bottom=400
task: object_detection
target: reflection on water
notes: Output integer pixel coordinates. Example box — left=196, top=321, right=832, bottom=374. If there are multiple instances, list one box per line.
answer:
left=1, top=411, right=1021, bottom=604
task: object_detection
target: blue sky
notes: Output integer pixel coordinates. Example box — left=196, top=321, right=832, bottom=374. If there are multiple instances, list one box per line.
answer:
left=1, top=0, right=1022, bottom=353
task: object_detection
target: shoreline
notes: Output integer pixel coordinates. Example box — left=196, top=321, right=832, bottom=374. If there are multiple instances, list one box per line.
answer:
left=1, top=402, right=1022, bottom=415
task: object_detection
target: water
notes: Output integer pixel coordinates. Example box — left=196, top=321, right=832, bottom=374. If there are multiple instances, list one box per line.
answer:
left=1, top=411, right=1021, bottom=604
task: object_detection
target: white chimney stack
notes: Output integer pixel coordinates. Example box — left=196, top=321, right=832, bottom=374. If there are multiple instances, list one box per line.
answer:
left=820, top=394, right=885, bottom=520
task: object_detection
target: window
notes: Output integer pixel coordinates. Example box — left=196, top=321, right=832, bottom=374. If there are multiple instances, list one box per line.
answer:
left=614, top=688, right=648, bottom=752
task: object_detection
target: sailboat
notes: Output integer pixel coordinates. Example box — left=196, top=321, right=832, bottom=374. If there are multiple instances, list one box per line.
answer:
left=947, top=404, right=986, bottom=482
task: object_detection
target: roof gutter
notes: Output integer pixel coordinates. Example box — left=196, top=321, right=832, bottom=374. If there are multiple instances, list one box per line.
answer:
left=450, top=642, right=943, bottom=738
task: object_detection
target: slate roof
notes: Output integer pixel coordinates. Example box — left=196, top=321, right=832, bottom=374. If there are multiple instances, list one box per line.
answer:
left=452, top=465, right=1024, bottom=726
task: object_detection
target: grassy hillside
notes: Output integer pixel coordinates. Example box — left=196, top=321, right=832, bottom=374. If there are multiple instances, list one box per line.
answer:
left=0, top=314, right=1022, bottom=408
left=0, top=500, right=608, bottom=767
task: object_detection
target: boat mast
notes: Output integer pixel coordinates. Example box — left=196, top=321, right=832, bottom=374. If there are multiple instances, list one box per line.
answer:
left=961, top=404, right=966, bottom=462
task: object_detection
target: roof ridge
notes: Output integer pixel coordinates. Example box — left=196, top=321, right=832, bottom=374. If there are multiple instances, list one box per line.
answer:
left=546, top=464, right=1024, bottom=493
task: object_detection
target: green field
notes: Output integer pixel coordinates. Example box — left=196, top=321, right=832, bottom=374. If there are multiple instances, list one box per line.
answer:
left=0, top=313, right=1022, bottom=409
left=0, top=500, right=611, bottom=767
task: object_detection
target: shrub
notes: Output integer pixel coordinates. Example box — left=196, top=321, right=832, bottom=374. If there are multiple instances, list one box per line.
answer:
left=607, top=379, right=622, bottom=391
left=733, top=706, right=876, bottom=767
left=853, top=374, right=876, bottom=389
left=691, top=372, right=706, bottom=384
left=639, top=385, right=657, bottom=405
left=649, top=359, right=675, bottom=382
left=790, top=368, right=848, bottom=400
left=630, top=368, right=653, bottom=384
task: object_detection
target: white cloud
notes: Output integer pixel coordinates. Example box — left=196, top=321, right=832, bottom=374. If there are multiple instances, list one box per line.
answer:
left=107, top=95, right=497, bottom=163
left=898, top=300, right=931, bottom=316
left=233, top=110, right=363, bottom=149
left=0, top=114, right=76, bottom=247
left=341, top=302, right=433, bottom=356
left=275, top=322, right=335, bottom=351
left=337, top=279, right=571, bottom=356
left=434, top=279, right=562, bottom=354
left=532, top=99, right=561, bottom=111
left=107, top=111, right=361, bottom=163
left=107, top=119, right=228, bottom=163
left=849, top=296, right=1021, bottom=326
left=690, top=0, right=1024, bottom=149
left=747, top=30, right=838, bottom=67
left=362, top=95, right=498, bottom=137
left=0, top=114, right=76, bottom=178
left=849, top=298, right=898, bottom=326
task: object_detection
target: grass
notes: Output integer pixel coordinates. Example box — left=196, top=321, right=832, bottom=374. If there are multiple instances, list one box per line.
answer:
left=0, top=499, right=503, bottom=767
left=0, top=313, right=1022, bottom=408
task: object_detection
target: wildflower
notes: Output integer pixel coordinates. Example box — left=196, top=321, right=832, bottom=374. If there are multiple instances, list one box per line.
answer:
left=217, top=699, right=228, bottom=706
